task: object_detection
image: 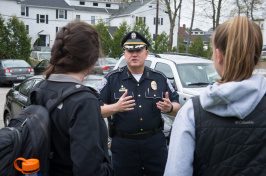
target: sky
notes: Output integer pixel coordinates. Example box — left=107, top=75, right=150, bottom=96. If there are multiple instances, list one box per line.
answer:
left=177, top=0, right=266, bottom=32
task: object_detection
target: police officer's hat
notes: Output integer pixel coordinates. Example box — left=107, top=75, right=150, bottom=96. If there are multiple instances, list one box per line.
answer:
left=121, top=31, right=151, bottom=50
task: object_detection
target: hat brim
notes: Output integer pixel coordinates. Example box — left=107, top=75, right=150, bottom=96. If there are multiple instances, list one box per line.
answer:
left=123, top=44, right=146, bottom=50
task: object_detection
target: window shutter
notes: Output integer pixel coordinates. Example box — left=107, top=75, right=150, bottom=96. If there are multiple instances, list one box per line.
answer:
left=56, top=9, right=58, bottom=19
left=136, top=16, right=138, bottom=22
left=46, top=15, right=48, bottom=24
left=37, top=14, right=39, bottom=23
left=56, top=27, right=58, bottom=33
left=154, top=18, right=155, bottom=25
left=65, top=10, right=67, bottom=19
left=26, top=7, right=29, bottom=16
left=144, top=17, right=146, bottom=23
left=161, top=18, right=163, bottom=25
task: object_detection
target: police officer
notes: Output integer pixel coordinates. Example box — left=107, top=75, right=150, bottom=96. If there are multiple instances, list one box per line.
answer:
left=98, top=31, right=180, bottom=176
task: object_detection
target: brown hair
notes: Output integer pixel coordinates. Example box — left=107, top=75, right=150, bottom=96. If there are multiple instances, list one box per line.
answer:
left=212, top=16, right=263, bottom=83
left=45, top=21, right=102, bottom=79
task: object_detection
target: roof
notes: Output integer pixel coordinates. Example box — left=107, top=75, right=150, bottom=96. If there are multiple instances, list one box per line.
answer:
left=184, top=35, right=211, bottom=42
left=108, top=26, right=117, bottom=36
left=73, top=6, right=118, bottom=14
left=21, top=0, right=73, bottom=9
left=156, top=54, right=213, bottom=64
left=111, top=0, right=153, bottom=17
left=192, top=28, right=203, bottom=32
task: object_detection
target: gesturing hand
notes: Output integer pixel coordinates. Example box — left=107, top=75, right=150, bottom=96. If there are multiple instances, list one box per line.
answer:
left=156, top=92, right=172, bottom=113
left=116, top=91, right=136, bottom=112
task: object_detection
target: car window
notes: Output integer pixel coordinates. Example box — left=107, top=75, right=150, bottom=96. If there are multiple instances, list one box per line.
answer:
left=38, top=60, right=49, bottom=67
left=20, top=80, right=34, bottom=96
left=32, top=79, right=43, bottom=88
left=118, top=59, right=127, bottom=68
left=154, top=62, right=174, bottom=79
left=176, top=63, right=219, bottom=87
left=145, top=60, right=152, bottom=67
left=2, top=60, right=30, bottom=68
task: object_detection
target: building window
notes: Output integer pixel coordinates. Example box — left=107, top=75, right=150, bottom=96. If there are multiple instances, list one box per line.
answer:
left=80, top=1, right=85, bottom=5
left=136, top=16, right=146, bottom=24
left=93, top=3, right=98, bottom=6
left=154, top=18, right=162, bottom=25
left=91, top=16, right=95, bottom=25
left=261, top=23, right=264, bottom=29
left=26, top=25, right=29, bottom=34
left=106, top=4, right=111, bottom=7
left=200, top=32, right=203, bottom=34
left=76, top=15, right=80, bottom=20
left=21, top=7, right=26, bottom=16
left=40, top=15, right=46, bottom=23
left=149, top=5, right=152, bottom=8
left=58, top=10, right=65, bottom=19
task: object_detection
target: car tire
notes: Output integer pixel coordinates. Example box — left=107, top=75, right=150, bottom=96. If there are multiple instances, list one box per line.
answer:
left=4, top=112, right=11, bottom=127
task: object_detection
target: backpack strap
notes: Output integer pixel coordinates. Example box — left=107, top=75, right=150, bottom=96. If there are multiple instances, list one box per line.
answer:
left=45, top=84, right=91, bottom=113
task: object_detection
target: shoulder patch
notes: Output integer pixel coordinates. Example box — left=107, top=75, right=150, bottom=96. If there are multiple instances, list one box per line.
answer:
left=98, top=77, right=108, bottom=92
left=167, top=79, right=175, bottom=93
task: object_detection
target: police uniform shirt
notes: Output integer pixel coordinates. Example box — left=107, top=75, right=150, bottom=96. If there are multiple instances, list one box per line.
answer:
left=99, top=66, right=179, bottom=134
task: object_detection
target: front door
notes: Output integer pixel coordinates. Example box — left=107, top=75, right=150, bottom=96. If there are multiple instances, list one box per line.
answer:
left=40, top=35, right=46, bottom=46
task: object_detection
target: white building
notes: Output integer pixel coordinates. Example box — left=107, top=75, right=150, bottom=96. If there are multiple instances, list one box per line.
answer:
left=0, top=0, right=179, bottom=49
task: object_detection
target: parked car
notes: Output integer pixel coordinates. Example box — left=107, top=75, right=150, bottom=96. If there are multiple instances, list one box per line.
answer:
left=262, top=45, right=266, bottom=60
left=34, top=59, right=50, bottom=75
left=115, top=54, right=220, bottom=107
left=91, top=57, right=118, bottom=75
left=0, top=59, right=34, bottom=86
left=3, top=74, right=110, bottom=156
left=30, top=51, right=51, bottom=61
left=3, top=74, right=104, bottom=126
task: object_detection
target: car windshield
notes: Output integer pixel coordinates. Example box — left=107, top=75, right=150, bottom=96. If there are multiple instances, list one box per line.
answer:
left=39, top=53, right=51, bottom=60
left=2, top=60, right=30, bottom=68
left=98, top=58, right=117, bottom=65
left=176, top=63, right=220, bottom=88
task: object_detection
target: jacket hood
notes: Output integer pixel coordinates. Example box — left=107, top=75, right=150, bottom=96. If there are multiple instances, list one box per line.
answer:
left=200, top=75, right=266, bottom=119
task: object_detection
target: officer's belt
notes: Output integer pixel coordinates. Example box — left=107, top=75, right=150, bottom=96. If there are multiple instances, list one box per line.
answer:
left=114, top=127, right=163, bottom=140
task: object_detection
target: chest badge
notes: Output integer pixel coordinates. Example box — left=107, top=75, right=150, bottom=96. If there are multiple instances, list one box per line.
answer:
left=119, top=85, right=128, bottom=92
left=151, top=81, right=157, bottom=90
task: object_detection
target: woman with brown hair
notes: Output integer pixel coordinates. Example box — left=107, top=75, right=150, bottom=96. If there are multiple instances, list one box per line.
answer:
left=33, top=21, right=113, bottom=175
left=164, top=16, right=266, bottom=176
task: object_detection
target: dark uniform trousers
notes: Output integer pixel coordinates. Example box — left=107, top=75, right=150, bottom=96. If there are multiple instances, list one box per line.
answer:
left=111, top=131, right=168, bottom=176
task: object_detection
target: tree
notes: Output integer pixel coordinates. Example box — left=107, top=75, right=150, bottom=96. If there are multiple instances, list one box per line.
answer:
left=94, top=19, right=112, bottom=56
left=109, top=21, right=131, bottom=59
left=164, top=0, right=182, bottom=51
left=0, top=14, right=10, bottom=59
left=132, top=18, right=154, bottom=51
left=186, top=0, right=195, bottom=53
left=153, top=31, right=169, bottom=53
left=230, top=0, right=263, bottom=20
left=6, top=16, right=31, bottom=62
left=33, top=38, right=43, bottom=47
left=176, top=0, right=182, bottom=53
left=188, top=36, right=205, bottom=57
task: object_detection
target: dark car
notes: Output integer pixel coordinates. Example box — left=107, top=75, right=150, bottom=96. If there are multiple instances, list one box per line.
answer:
left=0, top=59, right=34, bottom=86
left=34, top=59, right=49, bottom=75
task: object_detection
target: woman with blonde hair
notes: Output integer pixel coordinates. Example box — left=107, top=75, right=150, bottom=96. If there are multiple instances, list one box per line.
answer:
left=164, top=16, right=266, bottom=176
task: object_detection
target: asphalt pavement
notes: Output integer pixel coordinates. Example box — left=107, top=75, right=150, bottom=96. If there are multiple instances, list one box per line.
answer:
left=0, top=85, right=12, bottom=129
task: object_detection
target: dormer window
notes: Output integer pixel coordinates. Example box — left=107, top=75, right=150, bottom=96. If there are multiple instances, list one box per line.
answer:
left=93, top=3, right=98, bottom=6
left=106, top=4, right=111, bottom=7
left=80, top=1, right=85, bottom=5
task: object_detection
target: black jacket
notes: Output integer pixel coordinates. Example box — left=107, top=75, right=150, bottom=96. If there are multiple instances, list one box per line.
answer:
left=34, top=74, right=113, bottom=176
left=192, top=95, right=266, bottom=176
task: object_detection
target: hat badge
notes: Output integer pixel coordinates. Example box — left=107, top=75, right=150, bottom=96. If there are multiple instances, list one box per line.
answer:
left=131, top=32, right=136, bottom=39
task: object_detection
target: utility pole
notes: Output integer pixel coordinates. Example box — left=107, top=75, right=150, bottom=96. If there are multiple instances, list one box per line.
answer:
left=155, top=0, right=159, bottom=42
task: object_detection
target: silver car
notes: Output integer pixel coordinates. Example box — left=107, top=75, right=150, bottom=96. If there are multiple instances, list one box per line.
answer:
left=0, top=59, right=34, bottom=86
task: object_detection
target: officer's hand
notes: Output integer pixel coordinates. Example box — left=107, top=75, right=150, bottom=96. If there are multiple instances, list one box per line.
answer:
left=156, top=92, right=172, bottom=113
left=116, top=91, right=135, bottom=112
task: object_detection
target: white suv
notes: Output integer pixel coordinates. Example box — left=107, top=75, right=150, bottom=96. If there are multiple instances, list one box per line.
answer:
left=114, top=53, right=220, bottom=107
